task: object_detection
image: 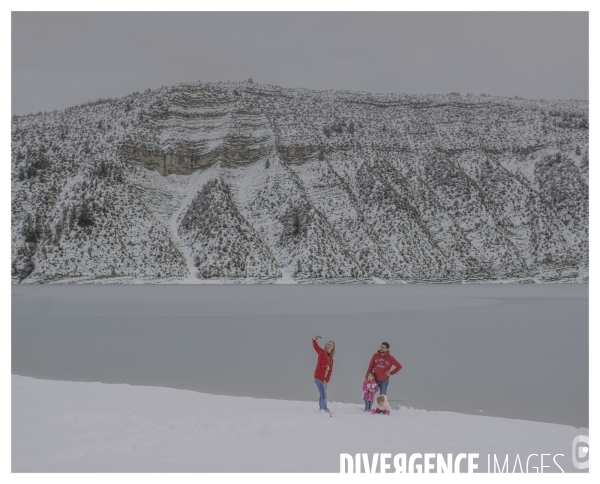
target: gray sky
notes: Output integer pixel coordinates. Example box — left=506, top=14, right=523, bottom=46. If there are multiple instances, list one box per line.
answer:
left=12, top=12, right=588, bottom=115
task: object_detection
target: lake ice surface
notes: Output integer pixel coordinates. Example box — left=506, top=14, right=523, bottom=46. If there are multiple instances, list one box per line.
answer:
left=11, top=283, right=588, bottom=428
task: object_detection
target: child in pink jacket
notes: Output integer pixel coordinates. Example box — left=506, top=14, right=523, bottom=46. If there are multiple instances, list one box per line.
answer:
left=371, top=394, right=391, bottom=415
left=362, top=372, right=379, bottom=412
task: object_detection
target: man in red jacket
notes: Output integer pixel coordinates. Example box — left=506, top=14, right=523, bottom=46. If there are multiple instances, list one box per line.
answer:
left=365, top=342, right=402, bottom=396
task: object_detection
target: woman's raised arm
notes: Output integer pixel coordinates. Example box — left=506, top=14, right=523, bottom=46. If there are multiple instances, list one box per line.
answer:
left=312, top=336, right=324, bottom=354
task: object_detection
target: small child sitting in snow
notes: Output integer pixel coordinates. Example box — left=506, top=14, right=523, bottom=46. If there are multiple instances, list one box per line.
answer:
left=371, top=394, right=391, bottom=415
left=362, top=372, right=379, bottom=412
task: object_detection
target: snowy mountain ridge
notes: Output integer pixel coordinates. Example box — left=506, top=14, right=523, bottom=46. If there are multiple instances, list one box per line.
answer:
left=11, top=81, right=588, bottom=283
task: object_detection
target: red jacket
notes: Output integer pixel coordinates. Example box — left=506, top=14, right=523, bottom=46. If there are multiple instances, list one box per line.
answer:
left=313, top=339, right=334, bottom=383
left=366, top=351, right=402, bottom=381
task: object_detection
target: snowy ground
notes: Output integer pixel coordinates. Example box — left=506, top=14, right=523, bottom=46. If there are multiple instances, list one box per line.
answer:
left=11, top=375, right=588, bottom=473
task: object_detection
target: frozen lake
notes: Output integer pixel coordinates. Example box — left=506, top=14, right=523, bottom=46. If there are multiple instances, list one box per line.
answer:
left=12, top=284, right=588, bottom=428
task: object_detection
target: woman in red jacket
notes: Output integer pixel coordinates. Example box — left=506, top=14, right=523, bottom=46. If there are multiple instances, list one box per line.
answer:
left=312, top=335, right=335, bottom=413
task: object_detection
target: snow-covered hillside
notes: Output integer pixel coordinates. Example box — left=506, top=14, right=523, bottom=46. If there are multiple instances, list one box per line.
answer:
left=11, top=81, right=588, bottom=283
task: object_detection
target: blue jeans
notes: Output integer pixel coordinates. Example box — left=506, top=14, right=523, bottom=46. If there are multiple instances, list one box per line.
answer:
left=314, top=378, right=328, bottom=410
left=364, top=399, right=373, bottom=411
left=377, top=379, right=389, bottom=396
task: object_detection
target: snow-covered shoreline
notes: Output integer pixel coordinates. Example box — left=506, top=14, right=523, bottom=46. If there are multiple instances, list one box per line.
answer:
left=11, top=375, right=587, bottom=473
left=14, top=276, right=591, bottom=285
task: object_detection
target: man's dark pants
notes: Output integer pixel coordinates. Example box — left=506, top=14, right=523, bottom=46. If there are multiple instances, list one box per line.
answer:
left=376, top=379, right=389, bottom=396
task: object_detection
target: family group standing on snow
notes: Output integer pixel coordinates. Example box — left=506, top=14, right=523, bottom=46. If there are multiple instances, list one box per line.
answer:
left=312, top=336, right=402, bottom=416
